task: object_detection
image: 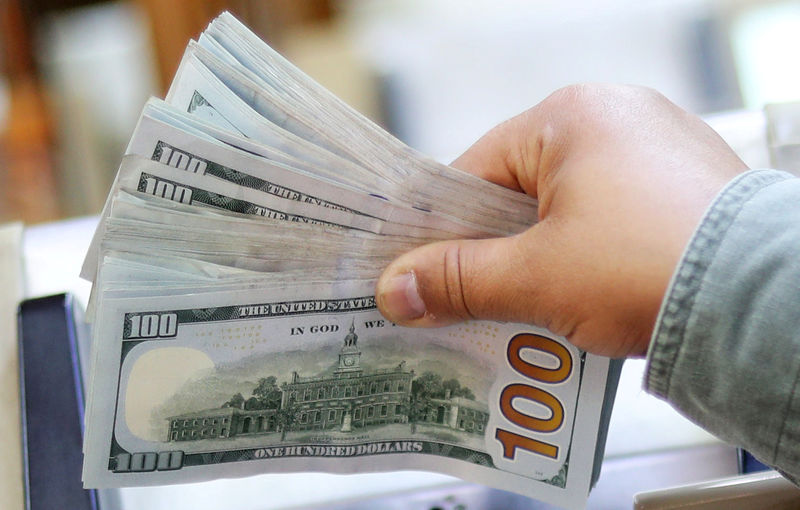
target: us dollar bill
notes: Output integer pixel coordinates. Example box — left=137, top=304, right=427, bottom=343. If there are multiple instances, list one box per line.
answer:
left=165, top=37, right=538, bottom=228
left=130, top=105, right=495, bottom=237
left=82, top=154, right=448, bottom=283
left=83, top=281, right=611, bottom=510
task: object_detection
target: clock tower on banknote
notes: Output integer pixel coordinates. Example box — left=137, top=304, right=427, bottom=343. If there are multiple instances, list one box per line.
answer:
left=335, top=320, right=362, bottom=375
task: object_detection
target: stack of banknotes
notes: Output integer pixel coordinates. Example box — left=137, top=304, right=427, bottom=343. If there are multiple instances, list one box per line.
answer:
left=80, top=12, right=619, bottom=510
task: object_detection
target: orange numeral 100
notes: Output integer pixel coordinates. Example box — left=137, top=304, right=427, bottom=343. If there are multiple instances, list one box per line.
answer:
left=495, top=333, right=572, bottom=461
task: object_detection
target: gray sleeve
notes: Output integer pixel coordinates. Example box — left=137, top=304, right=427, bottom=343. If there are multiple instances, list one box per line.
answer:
left=644, top=169, right=800, bottom=483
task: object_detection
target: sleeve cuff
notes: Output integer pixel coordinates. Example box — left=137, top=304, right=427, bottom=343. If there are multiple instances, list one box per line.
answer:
left=645, top=169, right=792, bottom=399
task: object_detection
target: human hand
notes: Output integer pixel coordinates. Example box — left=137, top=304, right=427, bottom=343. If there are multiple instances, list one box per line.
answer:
left=376, top=84, right=748, bottom=357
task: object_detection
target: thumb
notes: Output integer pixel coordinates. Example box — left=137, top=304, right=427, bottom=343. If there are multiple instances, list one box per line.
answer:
left=376, top=227, right=557, bottom=328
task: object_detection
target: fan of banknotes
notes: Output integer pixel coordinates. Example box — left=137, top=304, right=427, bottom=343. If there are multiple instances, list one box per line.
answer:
left=80, top=12, right=619, bottom=510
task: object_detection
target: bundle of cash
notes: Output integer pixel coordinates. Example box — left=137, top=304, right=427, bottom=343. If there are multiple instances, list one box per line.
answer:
left=81, top=12, right=619, bottom=510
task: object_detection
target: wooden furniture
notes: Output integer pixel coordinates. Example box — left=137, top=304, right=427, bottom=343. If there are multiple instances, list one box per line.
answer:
left=0, top=0, right=61, bottom=224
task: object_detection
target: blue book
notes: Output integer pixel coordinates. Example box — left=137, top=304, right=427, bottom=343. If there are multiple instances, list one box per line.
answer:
left=18, top=293, right=99, bottom=510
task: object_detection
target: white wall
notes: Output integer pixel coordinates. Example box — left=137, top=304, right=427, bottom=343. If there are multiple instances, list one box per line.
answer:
left=344, top=0, right=736, bottom=162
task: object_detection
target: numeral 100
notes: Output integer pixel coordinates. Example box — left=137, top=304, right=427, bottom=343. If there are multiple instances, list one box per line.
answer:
left=143, top=177, right=193, bottom=204
left=128, top=313, right=178, bottom=339
left=157, top=145, right=208, bottom=174
left=495, top=333, right=572, bottom=461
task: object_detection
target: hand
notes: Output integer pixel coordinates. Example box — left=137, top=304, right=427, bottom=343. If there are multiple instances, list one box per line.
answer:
left=376, top=84, right=748, bottom=357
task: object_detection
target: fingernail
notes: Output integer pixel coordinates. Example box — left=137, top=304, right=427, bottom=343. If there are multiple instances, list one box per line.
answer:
left=379, top=272, right=426, bottom=321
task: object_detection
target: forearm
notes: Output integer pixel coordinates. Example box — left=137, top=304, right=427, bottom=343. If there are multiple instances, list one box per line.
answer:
left=646, top=169, right=800, bottom=482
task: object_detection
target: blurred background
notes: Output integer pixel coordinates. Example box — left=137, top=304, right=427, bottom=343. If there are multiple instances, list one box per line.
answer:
left=1, top=0, right=799, bottom=225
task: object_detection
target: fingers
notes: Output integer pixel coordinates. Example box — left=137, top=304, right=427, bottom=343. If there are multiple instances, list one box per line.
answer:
left=376, top=89, right=577, bottom=329
left=450, top=106, right=558, bottom=199
left=450, top=115, right=529, bottom=192
left=377, top=84, right=749, bottom=359
left=376, top=226, right=562, bottom=330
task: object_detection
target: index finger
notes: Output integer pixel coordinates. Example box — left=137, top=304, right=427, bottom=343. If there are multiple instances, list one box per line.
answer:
left=449, top=99, right=568, bottom=206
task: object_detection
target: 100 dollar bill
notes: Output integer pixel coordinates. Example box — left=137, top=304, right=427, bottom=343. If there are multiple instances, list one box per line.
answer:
left=83, top=281, right=611, bottom=509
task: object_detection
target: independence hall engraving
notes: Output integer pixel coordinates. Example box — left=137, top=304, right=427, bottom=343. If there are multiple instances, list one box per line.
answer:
left=167, top=323, right=488, bottom=441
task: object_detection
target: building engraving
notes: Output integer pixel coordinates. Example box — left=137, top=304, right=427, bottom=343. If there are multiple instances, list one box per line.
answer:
left=167, top=322, right=488, bottom=442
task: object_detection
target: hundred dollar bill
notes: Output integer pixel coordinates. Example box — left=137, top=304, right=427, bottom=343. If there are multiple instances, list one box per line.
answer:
left=83, top=280, right=615, bottom=510
left=81, top=100, right=517, bottom=282
left=82, top=154, right=446, bottom=283
left=99, top=195, right=427, bottom=274
left=131, top=102, right=503, bottom=238
left=166, top=36, right=538, bottom=227
left=198, top=13, right=539, bottom=214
